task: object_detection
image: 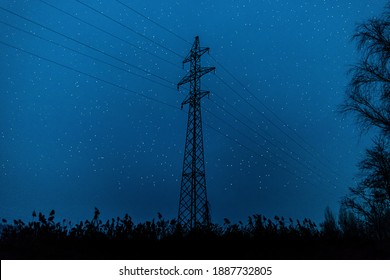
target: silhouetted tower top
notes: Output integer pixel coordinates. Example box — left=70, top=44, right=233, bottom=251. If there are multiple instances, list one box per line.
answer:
left=177, top=36, right=215, bottom=230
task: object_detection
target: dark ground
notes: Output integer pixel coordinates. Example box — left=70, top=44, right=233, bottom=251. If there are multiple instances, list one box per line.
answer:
left=1, top=213, right=390, bottom=260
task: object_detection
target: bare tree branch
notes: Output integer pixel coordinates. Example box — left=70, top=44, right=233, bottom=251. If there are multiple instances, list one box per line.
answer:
left=341, top=11, right=390, bottom=136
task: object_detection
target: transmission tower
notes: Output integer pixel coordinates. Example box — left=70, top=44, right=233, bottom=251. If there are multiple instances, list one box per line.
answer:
left=177, top=36, right=215, bottom=229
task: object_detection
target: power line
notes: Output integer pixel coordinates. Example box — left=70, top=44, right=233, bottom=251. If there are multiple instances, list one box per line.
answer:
left=210, top=55, right=344, bottom=180
left=114, top=0, right=192, bottom=45
left=203, top=121, right=339, bottom=197
left=0, top=6, right=175, bottom=87
left=1, top=38, right=337, bottom=195
left=210, top=90, right=303, bottom=158
left=204, top=103, right=339, bottom=188
left=214, top=73, right=313, bottom=155
left=206, top=82, right=342, bottom=188
left=205, top=86, right=342, bottom=187
left=3, top=1, right=344, bottom=192
left=88, top=0, right=343, bottom=182
left=0, top=20, right=177, bottom=91
left=75, top=0, right=183, bottom=58
left=208, top=99, right=306, bottom=170
left=213, top=72, right=344, bottom=180
left=0, top=40, right=180, bottom=111
left=38, top=0, right=181, bottom=69
left=0, top=36, right=293, bottom=183
left=204, top=107, right=301, bottom=177
left=201, top=121, right=300, bottom=179
left=208, top=99, right=288, bottom=156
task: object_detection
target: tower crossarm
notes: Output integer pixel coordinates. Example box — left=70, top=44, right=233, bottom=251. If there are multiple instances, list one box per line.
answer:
left=182, top=47, right=210, bottom=64
left=182, top=36, right=210, bottom=65
left=177, top=67, right=215, bottom=90
left=199, top=66, right=216, bottom=79
left=177, top=73, right=192, bottom=89
left=181, top=90, right=210, bottom=108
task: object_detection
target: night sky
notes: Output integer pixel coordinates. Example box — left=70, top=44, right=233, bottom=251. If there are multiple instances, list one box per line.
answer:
left=0, top=0, right=387, bottom=225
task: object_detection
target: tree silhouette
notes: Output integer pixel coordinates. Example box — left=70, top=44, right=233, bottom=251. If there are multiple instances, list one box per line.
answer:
left=340, top=2, right=390, bottom=240
left=341, top=6, right=390, bottom=136
left=342, top=137, right=390, bottom=239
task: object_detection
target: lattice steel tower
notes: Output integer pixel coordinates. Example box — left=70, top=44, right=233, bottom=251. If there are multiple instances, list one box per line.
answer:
left=177, top=36, right=215, bottom=229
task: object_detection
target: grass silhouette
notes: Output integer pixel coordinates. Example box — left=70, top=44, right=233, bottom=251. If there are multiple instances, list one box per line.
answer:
left=1, top=209, right=389, bottom=259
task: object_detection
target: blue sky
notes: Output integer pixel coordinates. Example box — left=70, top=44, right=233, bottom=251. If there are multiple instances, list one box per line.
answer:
left=0, top=0, right=387, bottom=224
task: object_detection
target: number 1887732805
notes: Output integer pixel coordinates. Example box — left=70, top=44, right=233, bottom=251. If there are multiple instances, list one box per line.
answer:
left=212, top=267, right=272, bottom=276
